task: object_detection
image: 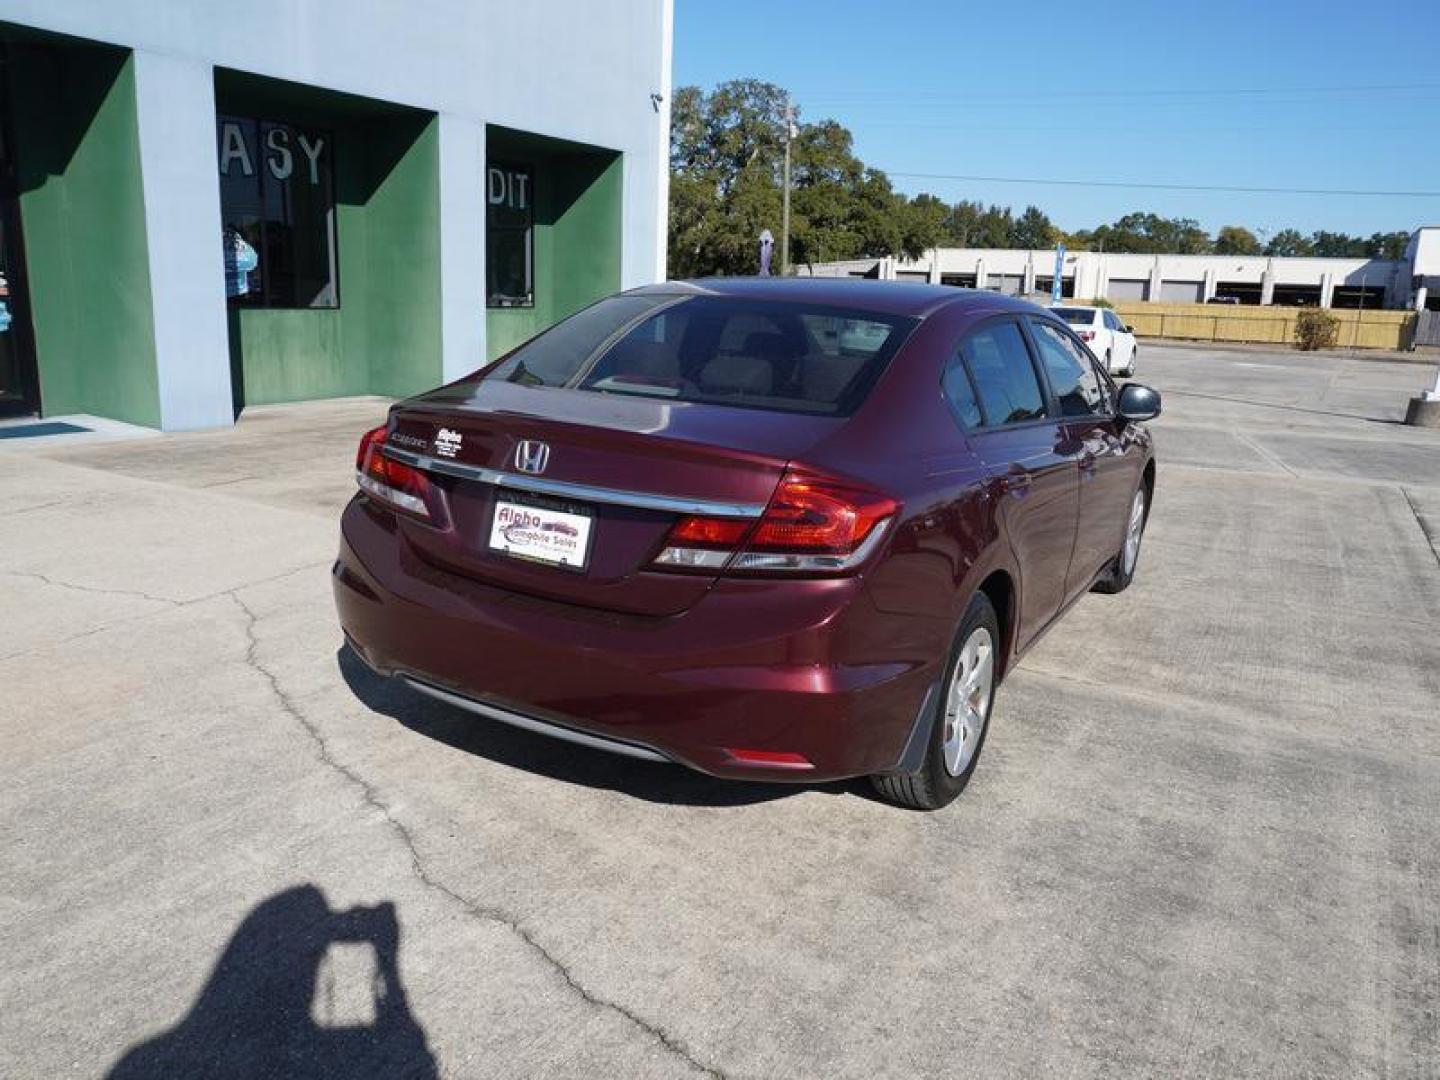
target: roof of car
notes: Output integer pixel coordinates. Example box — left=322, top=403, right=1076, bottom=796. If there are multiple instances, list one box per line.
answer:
left=625, top=277, right=1048, bottom=320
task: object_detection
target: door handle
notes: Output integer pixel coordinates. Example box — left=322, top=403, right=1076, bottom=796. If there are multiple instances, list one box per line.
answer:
left=1001, top=471, right=1032, bottom=497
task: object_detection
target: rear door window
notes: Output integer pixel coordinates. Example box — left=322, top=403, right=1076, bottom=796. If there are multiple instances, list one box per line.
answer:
left=941, top=352, right=984, bottom=430
left=954, top=321, right=1048, bottom=426
left=1029, top=320, right=1109, bottom=417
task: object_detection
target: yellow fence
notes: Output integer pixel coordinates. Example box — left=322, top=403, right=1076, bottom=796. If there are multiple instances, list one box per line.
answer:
left=1112, top=302, right=1414, bottom=351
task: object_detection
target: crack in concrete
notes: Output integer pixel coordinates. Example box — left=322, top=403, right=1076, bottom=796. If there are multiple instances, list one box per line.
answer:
left=0, top=562, right=332, bottom=665
left=2, top=570, right=182, bottom=607
left=3, top=562, right=330, bottom=609
left=4, top=498, right=71, bottom=516
left=1231, top=430, right=1299, bottom=478
left=1400, top=487, right=1440, bottom=569
left=1162, top=387, right=1398, bottom=426
left=225, top=591, right=728, bottom=1080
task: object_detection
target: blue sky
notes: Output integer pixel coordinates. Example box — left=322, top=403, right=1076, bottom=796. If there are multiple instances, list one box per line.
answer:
left=673, top=0, right=1440, bottom=238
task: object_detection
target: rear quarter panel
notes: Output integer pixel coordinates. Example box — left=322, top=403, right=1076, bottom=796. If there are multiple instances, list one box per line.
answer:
left=796, top=304, right=1023, bottom=667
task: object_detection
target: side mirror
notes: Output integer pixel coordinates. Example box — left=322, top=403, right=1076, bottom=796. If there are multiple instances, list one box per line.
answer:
left=1124, top=324, right=1136, bottom=333
left=1117, top=382, right=1161, bottom=421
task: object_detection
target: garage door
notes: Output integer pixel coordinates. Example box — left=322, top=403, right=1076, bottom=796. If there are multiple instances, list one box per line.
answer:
left=1160, top=280, right=1204, bottom=303
left=985, top=273, right=1024, bottom=296
left=1107, top=278, right=1148, bottom=302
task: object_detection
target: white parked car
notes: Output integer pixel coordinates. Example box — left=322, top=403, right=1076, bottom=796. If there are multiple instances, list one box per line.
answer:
left=1051, top=305, right=1138, bottom=376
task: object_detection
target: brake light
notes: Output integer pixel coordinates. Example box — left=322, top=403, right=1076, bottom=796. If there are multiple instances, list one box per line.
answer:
left=652, top=470, right=896, bottom=575
left=667, top=516, right=751, bottom=548
left=1078, top=330, right=1096, bottom=342
left=355, top=425, right=434, bottom=519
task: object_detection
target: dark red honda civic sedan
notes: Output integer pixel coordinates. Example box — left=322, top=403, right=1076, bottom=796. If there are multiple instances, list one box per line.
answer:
left=334, top=279, right=1159, bottom=808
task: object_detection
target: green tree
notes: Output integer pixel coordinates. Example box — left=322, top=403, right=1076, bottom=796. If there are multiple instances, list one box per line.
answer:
left=1265, top=229, right=1314, bottom=257
left=1012, top=205, right=1060, bottom=249
left=667, top=80, right=789, bottom=277
left=1309, top=231, right=1367, bottom=257
left=669, top=80, right=940, bottom=276
left=900, top=193, right=950, bottom=257
left=1368, top=231, right=1410, bottom=260
left=942, top=200, right=985, bottom=246
left=1213, top=225, right=1262, bottom=255
left=1071, top=213, right=1210, bottom=254
left=668, top=84, right=1403, bottom=272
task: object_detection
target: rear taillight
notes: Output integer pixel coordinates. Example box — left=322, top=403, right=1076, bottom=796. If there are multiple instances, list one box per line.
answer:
left=1078, top=330, right=1096, bottom=342
left=653, top=470, right=896, bottom=575
left=356, top=425, right=434, bottom=519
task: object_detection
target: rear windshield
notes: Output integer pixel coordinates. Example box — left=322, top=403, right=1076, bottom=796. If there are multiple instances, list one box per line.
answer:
left=486, top=295, right=916, bottom=416
left=1051, top=307, right=1099, bottom=326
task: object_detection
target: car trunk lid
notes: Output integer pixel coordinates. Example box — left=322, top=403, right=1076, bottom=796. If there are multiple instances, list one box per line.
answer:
left=385, top=379, right=843, bottom=616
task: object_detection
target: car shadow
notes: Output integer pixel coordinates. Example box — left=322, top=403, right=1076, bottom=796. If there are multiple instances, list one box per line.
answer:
left=107, top=885, right=437, bottom=1080
left=336, top=647, right=853, bottom=807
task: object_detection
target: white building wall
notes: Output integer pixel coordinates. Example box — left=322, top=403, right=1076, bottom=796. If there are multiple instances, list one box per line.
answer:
left=1410, top=228, right=1440, bottom=277
left=130, top=49, right=235, bottom=431
left=436, top=114, right=488, bottom=385
left=810, top=244, right=1414, bottom=309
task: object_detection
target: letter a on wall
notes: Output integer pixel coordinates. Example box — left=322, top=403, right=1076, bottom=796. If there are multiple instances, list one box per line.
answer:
left=220, top=122, right=254, bottom=177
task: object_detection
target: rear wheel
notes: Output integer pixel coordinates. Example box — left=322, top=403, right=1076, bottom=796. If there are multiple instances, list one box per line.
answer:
left=1094, top=484, right=1148, bottom=594
left=871, top=594, right=999, bottom=810
left=1125, top=345, right=1138, bottom=377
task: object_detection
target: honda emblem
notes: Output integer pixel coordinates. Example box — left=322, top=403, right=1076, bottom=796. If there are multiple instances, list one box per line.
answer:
left=514, top=440, right=550, bottom=475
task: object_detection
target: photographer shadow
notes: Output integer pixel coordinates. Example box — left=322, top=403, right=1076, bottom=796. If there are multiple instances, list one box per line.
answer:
left=108, top=885, right=437, bottom=1080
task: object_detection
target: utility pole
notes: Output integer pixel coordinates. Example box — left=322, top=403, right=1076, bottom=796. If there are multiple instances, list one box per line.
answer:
left=781, top=100, right=796, bottom=276
left=1352, top=270, right=1368, bottom=350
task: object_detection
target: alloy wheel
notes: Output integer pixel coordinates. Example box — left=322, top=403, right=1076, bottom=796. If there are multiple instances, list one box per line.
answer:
left=1123, top=488, right=1146, bottom=575
left=941, top=626, right=994, bottom=776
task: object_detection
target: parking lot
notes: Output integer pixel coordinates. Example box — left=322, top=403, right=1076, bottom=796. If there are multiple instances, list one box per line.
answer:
left=3, top=342, right=1439, bottom=1078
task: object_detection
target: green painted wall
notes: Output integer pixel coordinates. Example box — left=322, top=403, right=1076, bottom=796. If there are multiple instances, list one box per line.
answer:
left=552, top=153, right=623, bottom=319
left=8, top=44, right=160, bottom=426
left=230, top=308, right=348, bottom=404
left=216, top=73, right=441, bottom=409
left=486, top=132, right=623, bottom=360
left=358, top=117, right=441, bottom=399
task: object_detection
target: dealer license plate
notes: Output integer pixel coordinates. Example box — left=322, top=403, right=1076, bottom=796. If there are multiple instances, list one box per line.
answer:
left=488, top=494, right=593, bottom=570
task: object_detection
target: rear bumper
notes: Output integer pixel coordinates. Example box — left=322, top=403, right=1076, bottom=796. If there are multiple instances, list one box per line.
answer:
left=334, top=496, right=936, bottom=781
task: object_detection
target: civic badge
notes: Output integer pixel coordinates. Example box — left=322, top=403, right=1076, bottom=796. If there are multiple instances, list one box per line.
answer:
left=514, top=440, right=550, bottom=475
left=434, top=427, right=462, bottom=459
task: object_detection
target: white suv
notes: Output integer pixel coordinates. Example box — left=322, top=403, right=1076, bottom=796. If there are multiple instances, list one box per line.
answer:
left=1051, top=305, right=1138, bottom=377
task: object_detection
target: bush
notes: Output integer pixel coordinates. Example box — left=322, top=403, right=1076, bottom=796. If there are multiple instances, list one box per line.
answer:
left=1089, top=297, right=1115, bottom=309
left=1294, top=308, right=1339, bottom=351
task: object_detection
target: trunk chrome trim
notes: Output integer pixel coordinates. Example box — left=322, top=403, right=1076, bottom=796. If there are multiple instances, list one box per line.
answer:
left=384, top=446, right=767, bottom=519
left=402, top=677, right=674, bottom=764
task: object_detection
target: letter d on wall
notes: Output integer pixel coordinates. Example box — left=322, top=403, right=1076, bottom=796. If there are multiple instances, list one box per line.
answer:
left=488, top=167, right=508, bottom=206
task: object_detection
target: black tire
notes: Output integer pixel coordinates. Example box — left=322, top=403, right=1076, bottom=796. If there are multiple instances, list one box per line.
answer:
left=1125, top=346, right=1137, bottom=377
left=1093, top=482, right=1149, bottom=594
left=871, top=593, right=1000, bottom=810
left=1104, top=349, right=1113, bottom=374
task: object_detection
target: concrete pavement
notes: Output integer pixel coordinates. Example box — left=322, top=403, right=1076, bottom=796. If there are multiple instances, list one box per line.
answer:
left=2, top=346, right=1438, bottom=1078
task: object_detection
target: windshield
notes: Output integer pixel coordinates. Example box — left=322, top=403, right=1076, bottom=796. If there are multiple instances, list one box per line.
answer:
left=1051, top=307, right=1099, bottom=326
left=487, top=295, right=916, bottom=416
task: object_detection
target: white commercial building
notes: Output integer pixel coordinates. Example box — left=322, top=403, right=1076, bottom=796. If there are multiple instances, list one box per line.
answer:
left=0, top=0, right=673, bottom=429
left=801, top=227, right=1440, bottom=313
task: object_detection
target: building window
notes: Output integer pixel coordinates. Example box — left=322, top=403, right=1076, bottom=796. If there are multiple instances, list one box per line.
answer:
left=217, top=115, right=338, bottom=308
left=1034, top=276, right=1075, bottom=298
left=487, top=163, right=533, bottom=308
